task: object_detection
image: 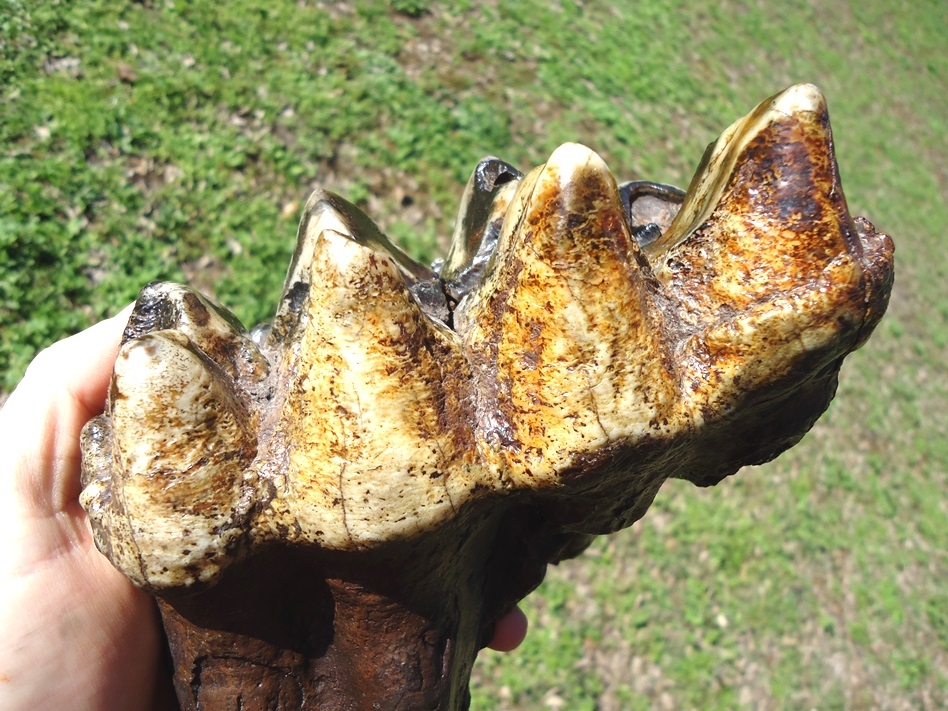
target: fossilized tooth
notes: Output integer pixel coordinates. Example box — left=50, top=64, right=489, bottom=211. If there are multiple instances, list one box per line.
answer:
left=650, top=84, right=894, bottom=480
left=273, top=188, right=451, bottom=333
left=80, top=283, right=266, bottom=590
left=80, top=330, right=257, bottom=590
left=79, top=84, right=894, bottom=710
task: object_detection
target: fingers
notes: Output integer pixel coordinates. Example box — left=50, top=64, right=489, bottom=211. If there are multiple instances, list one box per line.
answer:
left=487, top=605, right=529, bottom=652
left=43, top=303, right=134, bottom=421
left=0, top=305, right=132, bottom=518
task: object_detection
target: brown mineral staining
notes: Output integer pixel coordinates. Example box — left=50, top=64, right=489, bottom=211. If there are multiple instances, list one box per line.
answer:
left=80, top=85, right=893, bottom=710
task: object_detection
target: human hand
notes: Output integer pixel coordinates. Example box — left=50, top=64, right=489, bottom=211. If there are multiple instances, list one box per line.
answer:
left=0, top=308, right=527, bottom=711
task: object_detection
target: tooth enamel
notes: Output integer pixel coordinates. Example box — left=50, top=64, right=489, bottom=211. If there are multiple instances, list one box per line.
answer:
left=649, top=83, right=863, bottom=341
left=682, top=258, right=858, bottom=413
left=125, top=281, right=269, bottom=384
left=275, top=190, right=450, bottom=335
left=275, top=229, right=480, bottom=548
left=457, top=143, right=680, bottom=487
left=442, top=157, right=523, bottom=296
left=442, top=178, right=521, bottom=303
left=652, top=83, right=831, bottom=260
left=103, top=331, right=255, bottom=589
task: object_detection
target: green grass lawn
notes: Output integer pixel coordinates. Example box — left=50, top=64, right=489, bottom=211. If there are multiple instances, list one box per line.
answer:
left=3, top=0, right=946, bottom=707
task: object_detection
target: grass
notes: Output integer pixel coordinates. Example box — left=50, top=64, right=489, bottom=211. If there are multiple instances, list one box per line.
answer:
left=3, top=0, right=946, bottom=708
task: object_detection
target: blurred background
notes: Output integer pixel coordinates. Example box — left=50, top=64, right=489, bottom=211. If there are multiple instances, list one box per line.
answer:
left=1, top=1, right=945, bottom=708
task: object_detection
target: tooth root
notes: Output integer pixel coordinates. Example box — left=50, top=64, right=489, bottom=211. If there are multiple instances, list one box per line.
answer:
left=459, top=143, right=681, bottom=488
left=271, top=229, right=482, bottom=549
left=652, top=84, right=858, bottom=324
left=105, top=331, right=256, bottom=590
left=125, top=282, right=268, bottom=384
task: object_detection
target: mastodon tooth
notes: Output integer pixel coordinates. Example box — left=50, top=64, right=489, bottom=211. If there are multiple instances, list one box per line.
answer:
left=121, top=281, right=268, bottom=385
left=440, top=156, right=523, bottom=301
left=651, top=83, right=865, bottom=328
left=272, top=189, right=450, bottom=341
left=78, top=83, right=894, bottom=600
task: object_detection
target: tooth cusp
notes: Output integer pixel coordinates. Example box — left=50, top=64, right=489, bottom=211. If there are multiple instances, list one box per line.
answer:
left=273, top=230, right=484, bottom=548
left=460, top=143, right=681, bottom=487
left=102, top=331, right=256, bottom=589
left=121, top=282, right=269, bottom=387
left=442, top=156, right=523, bottom=300
left=652, top=84, right=871, bottom=347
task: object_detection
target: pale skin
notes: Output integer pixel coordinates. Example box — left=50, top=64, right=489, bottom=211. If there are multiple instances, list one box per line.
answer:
left=0, top=307, right=527, bottom=711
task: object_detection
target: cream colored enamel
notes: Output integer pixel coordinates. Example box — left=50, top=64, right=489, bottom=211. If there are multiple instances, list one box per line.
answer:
left=677, top=254, right=862, bottom=423
left=279, top=231, right=484, bottom=548
left=108, top=331, right=253, bottom=588
left=142, top=283, right=269, bottom=383
left=280, top=189, right=352, bottom=303
left=461, top=143, right=681, bottom=486
left=80, top=85, right=892, bottom=592
left=78, top=419, right=144, bottom=589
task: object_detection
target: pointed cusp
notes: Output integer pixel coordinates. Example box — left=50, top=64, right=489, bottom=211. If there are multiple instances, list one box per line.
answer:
left=271, top=189, right=449, bottom=341
left=650, top=83, right=869, bottom=329
left=267, top=229, right=486, bottom=549
left=646, top=84, right=896, bottom=483
left=440, top=157, right=523, bottom=301
left=103, top=331, right=256, bottom=590
left=456, top=143, right=683, bottom=489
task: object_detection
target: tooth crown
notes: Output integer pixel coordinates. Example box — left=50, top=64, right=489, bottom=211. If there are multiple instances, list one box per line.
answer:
left=80, top=84, right=894, bottom=592
left=270, top=229, right=480, bottom=549
left=654, top=84, right=860, bottom=323
left=456, top=145, right=682, bottom=490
